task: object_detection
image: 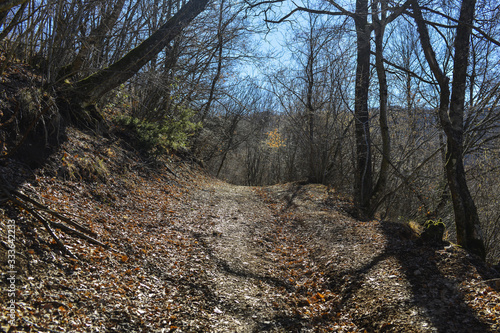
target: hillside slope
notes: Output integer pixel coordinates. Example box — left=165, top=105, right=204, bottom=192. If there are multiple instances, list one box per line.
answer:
left=1, top=127, right=500, bottom=332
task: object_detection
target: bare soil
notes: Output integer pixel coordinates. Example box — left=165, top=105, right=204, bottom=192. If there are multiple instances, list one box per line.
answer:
left=1, top=128, right=500, bottom=332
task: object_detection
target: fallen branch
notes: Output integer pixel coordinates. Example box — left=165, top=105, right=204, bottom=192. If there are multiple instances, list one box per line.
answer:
left=0, top=179, right=123, bottom=258
left=49, top=220, right=111, bottom=250
left=13, top=188, right=97, bottom=237
left=470, top=278, right=500, bottom=286
left=9, top=194, right=78, bottom=259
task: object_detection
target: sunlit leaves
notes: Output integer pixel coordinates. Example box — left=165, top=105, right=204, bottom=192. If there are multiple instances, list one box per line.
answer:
left=264, top=128, right=286, bottom=149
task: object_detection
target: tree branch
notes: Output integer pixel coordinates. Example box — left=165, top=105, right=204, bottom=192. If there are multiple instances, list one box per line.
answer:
left=369, top=50, right=437, bottom=85
left=264, top=6, right=344, bottom=24
left=420, top=5, right=500, bottom=47
left=0, top=0, right=27, bottom=14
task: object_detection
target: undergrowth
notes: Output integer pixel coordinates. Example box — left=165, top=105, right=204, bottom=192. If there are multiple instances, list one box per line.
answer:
left=116, top=108, right=200, bottom=155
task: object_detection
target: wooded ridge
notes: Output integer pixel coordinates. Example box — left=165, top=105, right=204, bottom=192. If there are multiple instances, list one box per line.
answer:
left=1, top=122, right=499, bottom=332
left=1, top=0, right=500, bottom=330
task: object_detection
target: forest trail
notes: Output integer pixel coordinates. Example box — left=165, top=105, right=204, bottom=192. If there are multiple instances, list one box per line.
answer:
left=1, top=129, right=499, bottom=332
left=177, top=180, right=499, bottom=332
left=187, top=184, right=283, bottom=332
left=181, top=181, right=363, bottom=332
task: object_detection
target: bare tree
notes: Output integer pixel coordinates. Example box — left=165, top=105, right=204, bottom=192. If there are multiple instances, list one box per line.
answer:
left=410, top=0, right=485, bottom=259
left=57, top=0, right=209, bottom=125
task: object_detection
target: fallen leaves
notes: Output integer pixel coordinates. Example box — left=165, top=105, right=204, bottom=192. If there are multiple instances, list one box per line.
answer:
left=1, top=128, right=499, bottom=332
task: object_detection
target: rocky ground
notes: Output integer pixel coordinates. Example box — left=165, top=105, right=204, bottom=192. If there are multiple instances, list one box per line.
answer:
left=1, top=127, right=500, bottom=332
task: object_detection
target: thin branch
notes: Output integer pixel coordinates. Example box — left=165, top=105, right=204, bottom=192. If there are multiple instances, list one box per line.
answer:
left=325, top=0, right=355, bottom=17
left=369, top=50, right=437, bottom=85
left=423, top=19, right=457, bottom=29
left=244, top=0, right=285, bottom=10
left=8, top=195, right=78, bottom=259
left=264, top=6, right=344, bottom=24
left=419, top=6, right=500, bottom=47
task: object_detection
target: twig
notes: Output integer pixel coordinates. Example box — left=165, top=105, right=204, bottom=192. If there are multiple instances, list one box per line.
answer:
left=13, top=189, right=97, bottom=237
left=10, top=195, right=78, bottom=259
left=470, top=278, right=500, bottom=286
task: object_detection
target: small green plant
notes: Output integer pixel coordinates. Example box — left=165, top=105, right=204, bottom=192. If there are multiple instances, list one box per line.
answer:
left=117, top=106, right=200, bottom=155
left=423, top=218, right=445, bottom=230
left=419, top=218, right=446, bottom=244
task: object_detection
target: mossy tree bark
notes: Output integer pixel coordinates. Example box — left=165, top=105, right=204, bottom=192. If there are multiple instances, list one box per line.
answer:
left=58, top=0, right=209, bottom=124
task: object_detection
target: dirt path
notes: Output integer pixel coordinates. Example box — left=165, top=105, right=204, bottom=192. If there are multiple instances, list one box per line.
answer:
left=180, top=180, right=499, bottom=332
left=185, top=181, right=374, bottom=332
left=2, top=140, right=499, bottom=332
left=187, top=183, right=286, bottom=332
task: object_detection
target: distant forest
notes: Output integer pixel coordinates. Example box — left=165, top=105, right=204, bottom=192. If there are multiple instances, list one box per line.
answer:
left=0, top=0, right=499, bottom=262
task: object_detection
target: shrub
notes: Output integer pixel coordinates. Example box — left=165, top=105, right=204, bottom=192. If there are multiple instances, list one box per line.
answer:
left=117, top=107, right=200, bottom=155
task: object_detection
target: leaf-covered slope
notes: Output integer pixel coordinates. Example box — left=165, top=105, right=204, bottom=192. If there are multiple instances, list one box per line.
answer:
left=1, top=127, right=500, bottom=332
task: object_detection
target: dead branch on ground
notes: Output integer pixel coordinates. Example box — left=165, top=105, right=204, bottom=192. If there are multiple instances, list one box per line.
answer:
left=0, top=177, right=122, bottom=259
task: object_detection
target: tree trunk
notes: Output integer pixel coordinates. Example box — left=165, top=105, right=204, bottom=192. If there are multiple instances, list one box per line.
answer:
left=411, top=0, right=485, bottom=259
left=353, top=0, right=373, bottom=218
left=446, top=0, right=485, bottom=259
left=306, top=37, right=316, bottom=182
left=370, top=0, right=390, bottom=215
left=58, top=0, right=209, bottom=124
